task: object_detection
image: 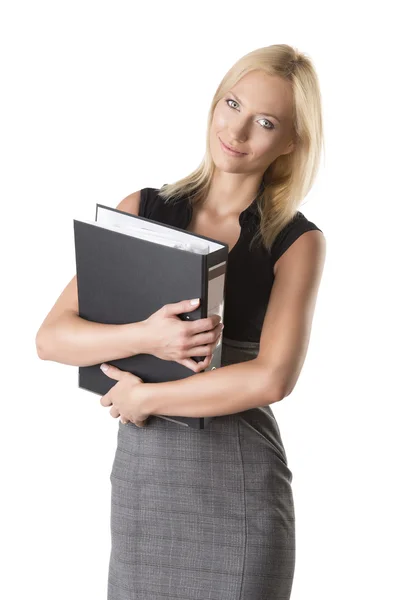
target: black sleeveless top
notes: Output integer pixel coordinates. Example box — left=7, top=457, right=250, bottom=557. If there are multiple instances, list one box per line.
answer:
left=139, top=187, right=323, bottom=345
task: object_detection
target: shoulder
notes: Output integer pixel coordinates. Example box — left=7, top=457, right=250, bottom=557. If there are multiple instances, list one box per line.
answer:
left=271, top=211, right=326, bottom=274
left=137, top=185, right=191, bottom=228
left=270, top=211, right=324, bottom=272
left=138, top=187, right=165, bottom=219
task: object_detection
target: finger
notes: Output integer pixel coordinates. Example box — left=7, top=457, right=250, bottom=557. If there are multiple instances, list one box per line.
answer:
left=194, top=359, right=208, bottom=373
left=188, top=315, right=222, bottom=335
left=163, top=298, right=200, bottom=317
left=194, top=356, right=212, bottom=371
left=189, top=324, right=224, bottom=347
left=100, top=393, right=113, bottom=407
left=202, top=354, right=213, bottom=368
left=176, top=358, right=205, bottom=373
left=197, top=351, right=211, bottom=364
left=200, top=353, right=215, bottom=369
left=100, top=363, right=131, bottom=380
left=183, top=346, right=214, bottom=357
left=109, top=405, right=120, bottom=419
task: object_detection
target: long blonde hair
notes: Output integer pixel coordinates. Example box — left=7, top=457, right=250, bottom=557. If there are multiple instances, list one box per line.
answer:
left=158, top=44, right=324, bottom=251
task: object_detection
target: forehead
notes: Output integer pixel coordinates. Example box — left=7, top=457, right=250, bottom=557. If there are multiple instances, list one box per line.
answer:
left=230, top=71, right=293, bottom=121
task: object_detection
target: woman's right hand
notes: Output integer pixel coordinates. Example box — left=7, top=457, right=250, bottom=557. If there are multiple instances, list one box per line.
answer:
left=142, top=299, right=224, bottom=372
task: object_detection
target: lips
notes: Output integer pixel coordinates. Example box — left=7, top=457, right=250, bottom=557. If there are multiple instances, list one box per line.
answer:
left=219, top=138, right=247, bottom=156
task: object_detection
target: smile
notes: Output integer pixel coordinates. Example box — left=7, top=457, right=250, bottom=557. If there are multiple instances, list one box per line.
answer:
left=219, top=138, right=247, bottom=157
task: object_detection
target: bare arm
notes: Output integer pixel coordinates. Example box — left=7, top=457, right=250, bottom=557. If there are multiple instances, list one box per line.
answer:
left=35, top=307, right=150, bottom=367
left=35, top=191, right=150, bottom=366
left=139, top=230, right=326, bottom=418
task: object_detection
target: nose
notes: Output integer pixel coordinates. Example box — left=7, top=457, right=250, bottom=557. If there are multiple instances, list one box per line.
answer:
left=228, top=121, right=248, bottom=143
left=227, top=130, right=247, bottom=144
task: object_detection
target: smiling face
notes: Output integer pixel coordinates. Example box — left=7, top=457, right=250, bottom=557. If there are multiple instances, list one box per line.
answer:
left=210, top=70, right=296, bottom=175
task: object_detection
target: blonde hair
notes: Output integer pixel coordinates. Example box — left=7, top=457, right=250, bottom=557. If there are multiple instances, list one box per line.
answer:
left=158, top=44, right=324, bottom=251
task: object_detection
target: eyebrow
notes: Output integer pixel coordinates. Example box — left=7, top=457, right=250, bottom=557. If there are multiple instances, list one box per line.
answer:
left=227, top=91, right=281, bottom=124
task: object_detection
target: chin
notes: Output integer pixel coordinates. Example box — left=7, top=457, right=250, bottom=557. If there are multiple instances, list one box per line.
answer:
left=213, top=160, right=248, bottom=175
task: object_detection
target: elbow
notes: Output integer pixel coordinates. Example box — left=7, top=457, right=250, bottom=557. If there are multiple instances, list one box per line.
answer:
left=273, top=378, right=297, bottom=402
left=272, top=376, right=294, bottom=403
left=255, top=364, right=291, bottom=404
left=270, top=385, right=287, bottom=404
left=275, top=385, right=290, bottom=403
left=256, top=376, right=285, bottom=405
left=35, top=329, right=51, bottom=360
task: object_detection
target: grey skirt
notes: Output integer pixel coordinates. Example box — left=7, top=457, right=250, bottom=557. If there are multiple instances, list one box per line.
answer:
left=107, top=339, right=296, bottom=600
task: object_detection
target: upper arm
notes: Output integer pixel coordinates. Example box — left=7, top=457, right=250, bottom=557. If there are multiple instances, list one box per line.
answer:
left=255, top=229, right=326, bottom=399
left=36, top=190, right=142, bottom=337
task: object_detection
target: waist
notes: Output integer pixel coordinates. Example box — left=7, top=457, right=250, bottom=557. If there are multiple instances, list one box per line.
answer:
left=221, top=336, right=259, bottom=366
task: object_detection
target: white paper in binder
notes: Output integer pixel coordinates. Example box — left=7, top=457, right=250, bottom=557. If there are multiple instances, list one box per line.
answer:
left=80, top=204, right=223, bottom=256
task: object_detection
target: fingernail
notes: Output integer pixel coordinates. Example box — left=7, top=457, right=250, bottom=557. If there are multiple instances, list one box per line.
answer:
left=100, top=363, right=109, bottom=372
left=190, top=298, right=200, bottom=305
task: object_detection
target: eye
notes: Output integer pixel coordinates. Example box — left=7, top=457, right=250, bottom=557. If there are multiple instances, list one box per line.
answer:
left=226, top=98, right=239, bottom=110
left=259, top=118, right=275, bottom=130
left=225, top=98, right=275, bottom=130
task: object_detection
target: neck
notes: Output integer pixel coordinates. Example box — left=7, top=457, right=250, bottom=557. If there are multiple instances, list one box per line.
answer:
left=201, top=174, right=264, bottom=218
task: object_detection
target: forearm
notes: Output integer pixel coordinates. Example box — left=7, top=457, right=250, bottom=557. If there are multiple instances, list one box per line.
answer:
left=36, top=312, right=150, bottom=367
left=143, top=359, right=283, bottom=418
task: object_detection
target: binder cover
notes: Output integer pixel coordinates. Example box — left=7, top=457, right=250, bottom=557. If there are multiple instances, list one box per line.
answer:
left=74, top=203, right=229, bottom=429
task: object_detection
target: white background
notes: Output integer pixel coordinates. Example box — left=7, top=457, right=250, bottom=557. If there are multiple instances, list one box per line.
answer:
left=1, top=1, right=399, bottom=598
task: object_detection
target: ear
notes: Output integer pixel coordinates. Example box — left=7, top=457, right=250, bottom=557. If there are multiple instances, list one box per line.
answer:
left=281, top=140, right=295, bottom=156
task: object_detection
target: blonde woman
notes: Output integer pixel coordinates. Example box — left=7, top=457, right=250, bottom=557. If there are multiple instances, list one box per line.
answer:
left=36, top=44, right=326, bottom=599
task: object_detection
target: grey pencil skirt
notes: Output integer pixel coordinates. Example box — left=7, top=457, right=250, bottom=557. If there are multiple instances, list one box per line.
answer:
left=107, top=404, right=295, bottom=600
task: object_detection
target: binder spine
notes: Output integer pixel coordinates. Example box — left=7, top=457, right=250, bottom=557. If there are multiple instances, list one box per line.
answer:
left=203, top=255, right=227, bottom=372
left=201, top=254, right=209, bottom=319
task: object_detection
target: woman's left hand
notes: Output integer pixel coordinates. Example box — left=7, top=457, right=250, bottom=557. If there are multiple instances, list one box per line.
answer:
left=99, top=363, right=150, bottom=427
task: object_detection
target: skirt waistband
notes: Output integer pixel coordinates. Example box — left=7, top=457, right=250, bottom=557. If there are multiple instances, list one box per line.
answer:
left=222, top=336, right=260, bottom=350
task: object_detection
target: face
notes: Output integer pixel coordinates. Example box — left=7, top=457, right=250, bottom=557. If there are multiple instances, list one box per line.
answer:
left=210, top=70, right=296, bottom=175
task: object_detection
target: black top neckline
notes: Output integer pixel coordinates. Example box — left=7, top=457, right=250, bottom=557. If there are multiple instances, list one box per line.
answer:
left=180, top=191, right=262, bottom=257
left=184, top=181, right=265, bottom=227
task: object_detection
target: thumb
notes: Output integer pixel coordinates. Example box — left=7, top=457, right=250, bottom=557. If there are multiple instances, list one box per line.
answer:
left=176, top=357, right=206, bottom=373
left=164, top=298, right=200, bottom=316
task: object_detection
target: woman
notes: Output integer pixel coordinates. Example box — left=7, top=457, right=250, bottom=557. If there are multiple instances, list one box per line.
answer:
left=36, top=44, right=326, bottom=599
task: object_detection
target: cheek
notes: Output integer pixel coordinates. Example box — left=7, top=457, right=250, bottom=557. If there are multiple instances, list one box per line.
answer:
left=212, top=105, right=229, bottom=130
left=255, top=139, right=272, bottom=154
left=253, top=130, right=279, bottom=153
left=250, top=138, right=276, bottom=163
